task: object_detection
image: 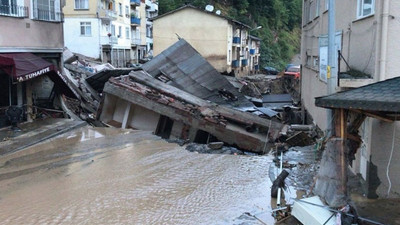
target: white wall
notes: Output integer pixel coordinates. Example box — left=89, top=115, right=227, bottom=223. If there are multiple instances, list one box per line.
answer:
left=63, top=18, right=100, bottom=58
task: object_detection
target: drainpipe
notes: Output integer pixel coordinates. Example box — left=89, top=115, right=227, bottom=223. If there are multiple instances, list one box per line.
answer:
left=379, top=0, right=390, bottom=81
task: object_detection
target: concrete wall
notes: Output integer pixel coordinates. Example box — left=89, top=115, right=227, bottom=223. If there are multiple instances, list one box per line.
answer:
left=153, top=8, right=229, bottom=72
left=128, top=104, right=159, bottom=131
left=301, top=0, right=400, bottom=198
left=0, top=14, right=63, bottom=51
left=369, top=120, right=400, bottom=197
left=62, top=0, right=98, bottom=17
left=63, top=18, right=100, bottom=58
left=301, top=0, right=378, bottom=131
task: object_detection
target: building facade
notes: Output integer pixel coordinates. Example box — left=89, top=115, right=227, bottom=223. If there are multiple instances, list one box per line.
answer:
left=301, top=0, right=400, bottom=198
left=152, top=5, right=260, bottom=77
left=0, top=0, right=65, bottom=127
left=63, top=0, right=131, bottom=67
left=130, top=0, right=158, bottom=64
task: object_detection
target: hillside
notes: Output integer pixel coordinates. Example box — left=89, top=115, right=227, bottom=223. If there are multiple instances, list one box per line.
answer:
left=158, top=0, right=302, bottom=70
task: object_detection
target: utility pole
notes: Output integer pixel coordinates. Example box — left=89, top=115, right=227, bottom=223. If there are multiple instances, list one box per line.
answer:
left=327, top=0, right=336, bottom=135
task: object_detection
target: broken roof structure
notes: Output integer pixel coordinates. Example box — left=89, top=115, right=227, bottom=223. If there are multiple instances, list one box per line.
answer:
left=98, top=70, right=283, bottom=153
left=315, top=76, right=400, bottom=121
left=142, top=39, right=253, bottom=108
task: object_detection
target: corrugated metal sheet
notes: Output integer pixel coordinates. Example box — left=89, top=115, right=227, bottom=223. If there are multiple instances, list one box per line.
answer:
left=142, top=39, right=253, bottom=107
left=86, top=68, right=134, bottom=92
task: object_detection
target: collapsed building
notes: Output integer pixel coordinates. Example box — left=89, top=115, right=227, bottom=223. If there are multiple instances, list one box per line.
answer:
left=98, top=39, right=283, bottom=153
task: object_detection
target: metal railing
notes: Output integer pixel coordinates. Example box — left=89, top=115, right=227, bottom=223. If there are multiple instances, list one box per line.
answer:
left=33, top=8, right=63, bottom=22
left=0, top=4, right=28, bottom=18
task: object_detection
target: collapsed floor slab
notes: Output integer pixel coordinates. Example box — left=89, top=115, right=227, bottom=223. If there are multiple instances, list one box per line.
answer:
left=98, top=72, right=283, bottom=153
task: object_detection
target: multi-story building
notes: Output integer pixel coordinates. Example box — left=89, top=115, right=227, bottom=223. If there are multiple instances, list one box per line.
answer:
left=130, top=0, right=158, bottom=64
left=63, top=0, right=132, bottom=67
left=301, top=0, right=400, bottom=198
left=152, top=5, right=261, bottom=77
left=0, top=0, right=64, bottom=127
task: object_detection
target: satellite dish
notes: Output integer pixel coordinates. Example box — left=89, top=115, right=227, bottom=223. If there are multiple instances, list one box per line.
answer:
left=205, top=5, right=214, bottom=12
left=215, top=10, right=221, bottom=15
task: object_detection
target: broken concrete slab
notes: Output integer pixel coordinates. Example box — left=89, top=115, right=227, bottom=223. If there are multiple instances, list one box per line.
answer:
left=98, top=73, right=283, bottom=153
left=292, top=196, right=336, bottom=225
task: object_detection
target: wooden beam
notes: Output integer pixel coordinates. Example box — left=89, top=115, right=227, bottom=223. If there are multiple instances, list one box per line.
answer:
left=351, top=109, right=393, bottom=122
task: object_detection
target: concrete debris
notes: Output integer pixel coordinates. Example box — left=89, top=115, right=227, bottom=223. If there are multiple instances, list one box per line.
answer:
left=98, top=71, right=283, bottom=153
left=186, top=143, right=244, bottom=155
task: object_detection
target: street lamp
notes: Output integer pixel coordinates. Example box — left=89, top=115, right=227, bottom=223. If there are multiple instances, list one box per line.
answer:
left=250, top=26, right=262, bottom=31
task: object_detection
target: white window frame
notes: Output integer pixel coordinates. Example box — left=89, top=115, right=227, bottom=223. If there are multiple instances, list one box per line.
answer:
left=315, top=0, right=320, bottom=18
left=80, top=22, right=91, bottom=36
left=33, top=0, right=61, bottom=22
left=325, top=0, right=329, bottom=11
left=125, top=27, right=130, bottom=39
left=357, top=0, right=375, bottom=19
left=74, top=0, right=88, bottom=10
left=118, top=3, right=122, bottom=16
left=125, top=5, right=129, bottom=17
left=118, top=26, right=122, bottom=38
left=111, top=24, right=116, bottom=36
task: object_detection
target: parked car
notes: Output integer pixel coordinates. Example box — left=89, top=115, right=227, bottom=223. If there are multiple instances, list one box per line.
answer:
left=283, top=65, right=300, bottom=79
left=263, top=66, right=279, bottom=75
left=284, top=64, right=295, bottom=72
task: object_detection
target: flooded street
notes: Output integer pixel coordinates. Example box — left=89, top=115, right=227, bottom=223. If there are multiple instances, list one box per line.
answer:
left=0, top=127, right=276, bottom=224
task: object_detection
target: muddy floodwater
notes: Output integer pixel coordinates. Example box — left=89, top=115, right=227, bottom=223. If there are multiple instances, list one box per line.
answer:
left=0, top=127, right=278, bottom=224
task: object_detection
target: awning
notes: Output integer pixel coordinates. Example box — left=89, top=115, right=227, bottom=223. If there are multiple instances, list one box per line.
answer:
left=0, top=53, right=77, bottom=98
left=0, top=53, right=56, bottom=83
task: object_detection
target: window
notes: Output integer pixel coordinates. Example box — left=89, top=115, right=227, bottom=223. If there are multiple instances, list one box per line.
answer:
left=125, top=6, right=129, bottom=17
left=75, top=0, right=88, bottom=9
left=357, top=0, right=374, bottom=18
left=118, top=26, right=122, bottom=38
left=111, top=24, right=115, bottom=36
left=118, top=3, right=122, bottom=16
left=33, top=0, right=61, bottom=21
left=125, top=27, right=129, bottom=39
left=315, top=0, right=320, bottom=17
left=80, top=22, right=91, bottom=36
left=325, top=0, right=329, bottom=11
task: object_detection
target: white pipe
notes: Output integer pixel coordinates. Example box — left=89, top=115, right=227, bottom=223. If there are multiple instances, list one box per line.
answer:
left=277, top=152, right=283, bottom=206
left=379, top=0, right=390, bottom=81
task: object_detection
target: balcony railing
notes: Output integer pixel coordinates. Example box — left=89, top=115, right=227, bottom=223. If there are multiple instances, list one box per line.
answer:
left=250, top=49, right=256, bottom=55
left=0, top=4, right=28, bottom=18
left=131, top=38, right=141, bottom=45
left=233, top=37, right=240, bottom=44
left=130, top=0, right=140, bottom=5
left=98, top=8, right=117, bottom=21
left=241, top=59, right=248, bottom=66
left=131, top=17, right=140, bottom=25
left=33, top=8, right=63, bottom=22
left=232, top=60, right=239, bottom=68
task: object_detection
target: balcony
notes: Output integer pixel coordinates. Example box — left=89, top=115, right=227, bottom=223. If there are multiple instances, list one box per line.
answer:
left=33, top=8, right=63, bottom=22
left=232, top=60, right=239, bottom=68
left=98, top=8, right=117, bottom=21
left=241, top=59, right=248, bottom=66
left=254, top=65, right=259, bottom=70
left=233, top=37, right=240, bottom=45
left=130, top=0, right=140, bottom=5
left=131, top=38, right=141, bottom=45
left=0, top=4, right=28, bottom=18
left=131, top=17, right=140, bottom=26
left=100, top=35, right=118, bottom=45
left=250, top=49, right=256, bottom=55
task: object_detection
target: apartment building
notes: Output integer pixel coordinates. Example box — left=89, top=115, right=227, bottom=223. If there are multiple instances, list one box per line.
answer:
left=130, top=0, right=158, bottom=64
left=152, top=5, right=261, bottom=77
left=63, top=0, right=132, bottom=67
left=0, top=0, right=65, bottom=127
left=301, top=0, right=400, bottom=198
